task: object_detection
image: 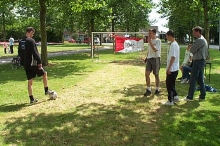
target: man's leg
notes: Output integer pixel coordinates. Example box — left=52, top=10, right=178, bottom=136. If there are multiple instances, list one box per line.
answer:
left=28, top=79, right=33, bottom=96
left=145, top=71, right=151, bottom=88
left=42, top=72, right=48, bottom=88
left=155, top=74, right=160, bottom=89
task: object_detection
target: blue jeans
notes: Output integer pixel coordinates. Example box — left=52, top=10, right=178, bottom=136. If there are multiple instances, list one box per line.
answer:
left=182, top=66, right=192, bottom=80
left=187, top=60, right=206, bottom=99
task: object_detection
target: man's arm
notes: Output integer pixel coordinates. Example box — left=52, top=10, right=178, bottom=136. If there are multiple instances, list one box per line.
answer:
left=167, top=56, right=175, bottom=74
left=190, top=39, right=204, bottom=54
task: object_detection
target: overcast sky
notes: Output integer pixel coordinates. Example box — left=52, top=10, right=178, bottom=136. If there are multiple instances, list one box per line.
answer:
left=149, top=0, right=168, bottom=32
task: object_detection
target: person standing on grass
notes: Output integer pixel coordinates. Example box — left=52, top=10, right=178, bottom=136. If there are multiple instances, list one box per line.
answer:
left=163, top=30, right=180, bottom=106
left=18, top=27, right=53, bottom=104
left=9, top=36, right=14, bottom=54
left=183, top=26, right=208, bottom=101
left=144, top=28, right=161, bottom=96
left=3, top=42, right=8, bottom=54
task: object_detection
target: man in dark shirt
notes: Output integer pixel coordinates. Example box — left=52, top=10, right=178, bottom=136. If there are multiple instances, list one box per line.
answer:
left=19, top=27, right=52, bottom=104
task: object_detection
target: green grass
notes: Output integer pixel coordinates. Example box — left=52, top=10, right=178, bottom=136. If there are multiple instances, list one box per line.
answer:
left=0, top=43, right=220, bottom=146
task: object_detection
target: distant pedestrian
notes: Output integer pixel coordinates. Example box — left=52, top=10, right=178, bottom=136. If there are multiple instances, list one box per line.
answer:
left=163, top=30, right=180, bottom=106
left=183, top=26, right=208, bottom=101
left=9, top=36, right=14, bottom=54
left=3, top=42, right=8, bottom=54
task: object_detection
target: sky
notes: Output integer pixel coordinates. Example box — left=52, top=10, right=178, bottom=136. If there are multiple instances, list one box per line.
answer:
left=149, top=0, right=169, bottom=32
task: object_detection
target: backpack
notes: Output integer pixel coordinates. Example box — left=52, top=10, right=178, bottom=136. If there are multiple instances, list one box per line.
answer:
left=18, top=38, right=26, bottom=66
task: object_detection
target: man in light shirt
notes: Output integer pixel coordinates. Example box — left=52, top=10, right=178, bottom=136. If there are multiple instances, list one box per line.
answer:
left=144, top=28, right=161, bottom=96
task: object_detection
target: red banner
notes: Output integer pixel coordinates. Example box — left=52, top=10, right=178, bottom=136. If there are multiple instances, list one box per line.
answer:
left=114, top=36, right=144, bottom=53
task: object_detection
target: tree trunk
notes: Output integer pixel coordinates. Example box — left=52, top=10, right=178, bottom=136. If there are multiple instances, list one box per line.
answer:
left=202, top=0, right=210, bottom=59
left=39, top=0, right=48, bottom=66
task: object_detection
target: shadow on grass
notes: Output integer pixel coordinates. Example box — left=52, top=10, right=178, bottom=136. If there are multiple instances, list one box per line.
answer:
left=0, top=103, right=27, bottom=112
left=0, top=53, right=93, bottom=83
left=2, top=103, right=156, bottom=145
left=2, top=99, right=220, bottom=146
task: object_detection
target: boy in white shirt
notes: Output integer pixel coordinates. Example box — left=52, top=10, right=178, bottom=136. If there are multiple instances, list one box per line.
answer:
left=164, top=30, right=180, bottom=106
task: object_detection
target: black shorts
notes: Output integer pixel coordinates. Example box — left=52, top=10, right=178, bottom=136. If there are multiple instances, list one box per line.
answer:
left=25, top=66, right=46, bottom=80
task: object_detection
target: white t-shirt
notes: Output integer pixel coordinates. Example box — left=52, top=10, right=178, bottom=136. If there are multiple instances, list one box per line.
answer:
left=9, top=37, right=14, bottom=46
left=167, top=41, right=180, bottom=72
left=147, top=38, right=161, bottom=58
left=182, top=50, right=193, bottom=66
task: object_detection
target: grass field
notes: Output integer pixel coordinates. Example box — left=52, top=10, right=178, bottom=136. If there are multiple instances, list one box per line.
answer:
left=0, top=43, right=220, bottom=146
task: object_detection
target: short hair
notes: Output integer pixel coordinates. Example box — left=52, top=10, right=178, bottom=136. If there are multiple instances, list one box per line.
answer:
left=166, top=30, right=175, bottom=38
left=192, top=26, right=202, bottom=34
left=26, top=27, right=35, bottom=33
left=149, top=28, right=156, bottom=34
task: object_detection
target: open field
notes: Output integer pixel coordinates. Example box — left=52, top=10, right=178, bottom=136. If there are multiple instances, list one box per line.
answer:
left=0, top=43, right=220, bottom=145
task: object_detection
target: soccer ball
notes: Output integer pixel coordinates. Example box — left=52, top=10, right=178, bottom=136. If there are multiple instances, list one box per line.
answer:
left=49, top=91, right=58, bottom=100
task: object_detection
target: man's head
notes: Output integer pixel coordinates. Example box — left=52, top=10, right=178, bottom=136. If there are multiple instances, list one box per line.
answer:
left=148, top=28, right=157, bottom=39
left=26, top=27, right=35, bottom=38
left=166, top=30, right=175, bottom=41
left=192, top=26, right=202, bottom=38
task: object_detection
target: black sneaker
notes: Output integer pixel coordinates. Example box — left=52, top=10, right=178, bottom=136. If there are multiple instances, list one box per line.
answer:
left=144, top=90, right=151, bottom=96
left=154, top=90, right=160, bottom=95
left=45, top=89, right=54, bottom=95
left=30, top=99, right=38, bottom=104
left=177, top=77, right=182, bottom=80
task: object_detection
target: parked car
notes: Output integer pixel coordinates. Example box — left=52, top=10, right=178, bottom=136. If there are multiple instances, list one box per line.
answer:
left=69, top=39, right=76, bottom=43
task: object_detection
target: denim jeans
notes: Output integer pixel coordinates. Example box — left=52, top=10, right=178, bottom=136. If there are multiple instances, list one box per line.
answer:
left=182, top=66, right=192, bottom=80
left=187, top=59, right=206, bottom=99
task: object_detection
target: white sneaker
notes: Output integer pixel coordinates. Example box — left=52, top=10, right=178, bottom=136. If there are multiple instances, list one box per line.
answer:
left=163, top=100, right=174, bottom=106
left=181, top=78, right=187, bottom=84
left=174, top=96, right=180, bottom=102
left=181, top=97, right=193, bottom=101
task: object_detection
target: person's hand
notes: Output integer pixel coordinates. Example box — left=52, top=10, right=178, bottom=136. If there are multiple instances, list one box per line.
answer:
left=166, top=69, right=171, bottom=75
left=147, top=36, right=151, bottom=42
left=38, top=64, right=42, bottom=69
left=144, top=57, right=147, bottom=63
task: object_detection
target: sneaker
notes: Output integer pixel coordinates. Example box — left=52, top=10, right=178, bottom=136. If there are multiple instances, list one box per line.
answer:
left=177, top=77, right=182, bottom=80
left=144, top=90, right=151, bottom=96
left=45, top=89, right=54, bottom=95
left=174, top=96, right=180, bottom=102
left=163, top=100, right=174, bottom=106
left=185, top=80, right=189, bottom=84
left=181, top=78, right=187, bottom=84
left=30, top=99, right=38, bottom=104
left=154, top=90, right=160, bottom=95
left=182, top=97, right=193, bottom=101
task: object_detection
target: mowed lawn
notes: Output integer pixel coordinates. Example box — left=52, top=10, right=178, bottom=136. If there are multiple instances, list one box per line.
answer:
left=0, top=43, right=220, bottom=146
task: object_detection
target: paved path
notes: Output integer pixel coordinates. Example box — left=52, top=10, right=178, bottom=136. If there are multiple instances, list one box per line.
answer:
left=0, top=48, right=92, bottom=65
left=0, top=45, right=219, bottom=65
left=210, top=45, right=220, bottom=50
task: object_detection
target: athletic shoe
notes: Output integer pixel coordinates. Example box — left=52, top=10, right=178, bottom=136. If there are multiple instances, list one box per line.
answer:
left=182, top=97, right=193, bottom=101
left=163, top=100, right=174, bottom=106
left=45, top=89, right=54, bottom=95
left=181, top=78, right=188, bottom=84
left=177, top=77, right=182, bottom=80
left=30, top=99, right=38, bottom=104
left=198, top=98, right=205, bottom=101
left=154, top=90, right=160, bottom=95
left=144, top=90, right=151, bottom=96
left=174, top=96, right=180, bottom=102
